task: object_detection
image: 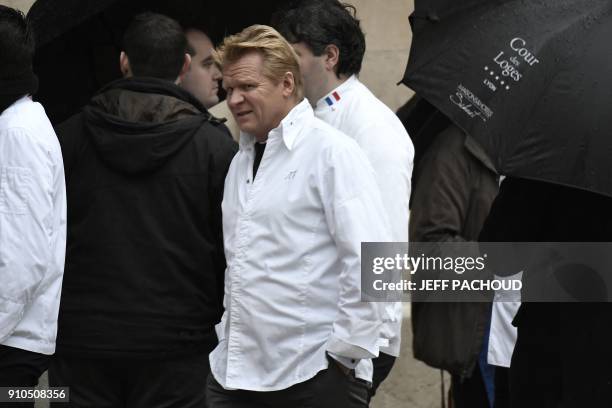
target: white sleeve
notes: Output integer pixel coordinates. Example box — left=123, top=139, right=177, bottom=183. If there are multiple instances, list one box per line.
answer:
left=214, top=280, right=229, bottom=342
left=321, top=139, right=391, bottom=359
left=354, top=122, right=413, bottom=242
left=354, top=122, right=414, bottom=355
left=0, top=128, right=55, bottom=342
left=327, top=351, right=359, bottom=369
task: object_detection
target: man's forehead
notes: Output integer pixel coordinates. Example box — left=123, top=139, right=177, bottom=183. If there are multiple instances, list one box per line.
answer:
left=291, top=42, right=308, bottom=51
left=291, top=42, right=315, bottom=55
left=222, top=53, right=264, bottom=82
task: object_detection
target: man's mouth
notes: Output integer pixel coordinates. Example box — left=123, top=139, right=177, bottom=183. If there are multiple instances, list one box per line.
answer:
left=236, top=111, right=252, bottom=118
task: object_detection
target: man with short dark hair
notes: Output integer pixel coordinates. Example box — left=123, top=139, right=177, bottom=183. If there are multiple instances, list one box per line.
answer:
left=0, top=6, right=66, bottom=402
left=182, top=28, right=234, bottom=139
left=182, top=28, right=223, bottom=109
left=48, top=12, right=237, bottom=407
left=120, top=12, right=190, bottom=80
left=274, top=1, right=414, bottom=405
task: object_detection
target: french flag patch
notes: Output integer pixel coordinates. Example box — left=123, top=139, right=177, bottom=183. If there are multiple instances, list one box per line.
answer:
left=324, top=91, right=341, bottom=106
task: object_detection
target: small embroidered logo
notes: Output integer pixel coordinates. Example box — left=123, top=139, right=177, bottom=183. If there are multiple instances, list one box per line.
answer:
left=285, top=170, right=297, bottom=180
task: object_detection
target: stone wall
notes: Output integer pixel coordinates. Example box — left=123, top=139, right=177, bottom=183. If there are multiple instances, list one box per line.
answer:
left=352, top=0, right=414, bottom=111
left=2, top=0, right=35, bottom=12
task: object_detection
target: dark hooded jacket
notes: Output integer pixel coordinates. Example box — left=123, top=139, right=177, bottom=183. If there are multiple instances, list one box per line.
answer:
left=54, top=77, right=237, bottom=357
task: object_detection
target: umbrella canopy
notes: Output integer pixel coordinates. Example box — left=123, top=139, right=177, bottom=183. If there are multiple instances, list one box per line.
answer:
left=403, top=0, right=612, bottom=198
left=28, top=0, right=118, bottom=48
left=28, top=0, right=287, bottom=124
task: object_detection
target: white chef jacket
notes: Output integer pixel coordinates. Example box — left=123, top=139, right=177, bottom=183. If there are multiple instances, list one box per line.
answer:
left=0, top=96, right=67, bottom=355
left=210, top=99, right=391, bottom=391
left=314, top=76, right=415, bottom=358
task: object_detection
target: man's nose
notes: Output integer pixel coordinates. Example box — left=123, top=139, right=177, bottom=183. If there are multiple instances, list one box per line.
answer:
left=212, top=65, right=222, bottom=81
left=228, top=90, right=244, bottom=107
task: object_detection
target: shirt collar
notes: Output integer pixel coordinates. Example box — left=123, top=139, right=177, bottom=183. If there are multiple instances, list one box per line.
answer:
left=315, top=75, right=358, bottom=110
left=238, top=98, right=313, bottom=152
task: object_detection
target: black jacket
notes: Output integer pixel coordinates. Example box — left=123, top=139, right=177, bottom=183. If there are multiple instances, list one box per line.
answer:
left=409, top=125, right=499, bottom=378
left=55, top=77, right=237, bottom=357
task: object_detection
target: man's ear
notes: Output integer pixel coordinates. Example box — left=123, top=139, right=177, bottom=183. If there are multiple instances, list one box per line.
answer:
left=177, top=53, right=192, bottom=84
left=282, top=71, right=296, bottom=98
left=323, top=44, right=340, bottom=73
left=119, top=51, right=132, bottom=78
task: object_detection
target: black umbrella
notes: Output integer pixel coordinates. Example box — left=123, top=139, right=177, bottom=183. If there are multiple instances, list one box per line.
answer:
left=403, top=0, right=612, bottom=198
left=28, top=0, right=118, bottom=48
left=28, top=0, right=287, bottom=124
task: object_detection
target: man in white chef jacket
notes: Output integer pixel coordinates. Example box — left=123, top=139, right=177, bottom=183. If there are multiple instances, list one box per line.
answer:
left=273, top=1, right=414, bottom=404
left=207, top=24, right=391, bottom=407
left=0, top=5, right=67, bottom=394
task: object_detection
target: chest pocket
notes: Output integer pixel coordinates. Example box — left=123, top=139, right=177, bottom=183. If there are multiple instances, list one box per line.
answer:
left=0, top=166, right=31, bottom=215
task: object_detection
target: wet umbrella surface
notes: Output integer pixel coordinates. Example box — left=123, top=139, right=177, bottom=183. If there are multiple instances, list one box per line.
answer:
left=403, top=0, right=612, bottom=198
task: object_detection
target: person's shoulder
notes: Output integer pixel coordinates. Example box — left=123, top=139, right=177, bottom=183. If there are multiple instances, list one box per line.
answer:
left=305, top=117, right=368, bottom=166
left=194, top=119, right=239, bottom=156
left=347, top=80, right=394, bottom=115
left=2, top=98, right=45, bottom=129
left=342, top=81, right=409, bottom=137
left=54, top=111, right=89, bottom=157
left=308, top=116, right=358, bottom=148
left=429, top=125, right=466, bottom=152
left=1, top=98, right=58, bottom=149
left=417, top=126, right=469, bottom=174
left=56, top=110, right=86, bottom=136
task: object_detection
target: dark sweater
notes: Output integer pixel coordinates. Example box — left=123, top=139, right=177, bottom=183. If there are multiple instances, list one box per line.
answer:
left=55, top=77, right=237, bottom=358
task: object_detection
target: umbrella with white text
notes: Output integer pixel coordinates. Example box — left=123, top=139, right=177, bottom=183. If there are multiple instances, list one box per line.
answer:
left=403, top=0, right=612, bottom=198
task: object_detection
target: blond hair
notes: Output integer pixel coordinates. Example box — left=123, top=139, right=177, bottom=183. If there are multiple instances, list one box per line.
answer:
left=214, top=25, right=304, bottom=100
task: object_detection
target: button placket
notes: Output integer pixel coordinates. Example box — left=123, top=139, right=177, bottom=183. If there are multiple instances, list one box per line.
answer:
left=226, top=150, right=258, bottom=382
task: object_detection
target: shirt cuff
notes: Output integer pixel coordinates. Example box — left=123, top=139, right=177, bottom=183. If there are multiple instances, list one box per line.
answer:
left=327, top=352, right=359, bottom=369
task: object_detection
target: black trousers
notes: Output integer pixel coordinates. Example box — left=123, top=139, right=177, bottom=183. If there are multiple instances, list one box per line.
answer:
left=207, top=363, right=350, bottom=408
left=510, top=303, right=612, bottom=408
left=494, top=367, right=510, bottom=408
left=371, top=353, right=396, bottom=397
left=0, top=345, right=49, bottom=408
left=509, top=305, right=561, bottom=408
left=451, top=366, right=489, bottom=408
left=48, top=352, right=210, bottom=408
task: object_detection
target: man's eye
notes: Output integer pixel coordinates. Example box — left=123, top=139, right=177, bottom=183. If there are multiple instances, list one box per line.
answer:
left=244, top=84, right=256, bottom=90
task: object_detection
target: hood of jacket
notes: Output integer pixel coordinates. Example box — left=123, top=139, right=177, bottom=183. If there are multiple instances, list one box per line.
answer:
left=83, top=77, right=218, bottom=174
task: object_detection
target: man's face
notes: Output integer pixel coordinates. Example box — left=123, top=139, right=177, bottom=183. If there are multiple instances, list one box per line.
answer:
left=291, top=42, right=329, bottom=105
left=223, top=51, right=291, bottom=141
left=181, top=30, right=221, bottom=108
